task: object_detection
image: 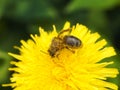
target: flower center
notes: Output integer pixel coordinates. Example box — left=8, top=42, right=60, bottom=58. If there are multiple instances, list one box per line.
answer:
left=52, top=66, right=70, bottom=82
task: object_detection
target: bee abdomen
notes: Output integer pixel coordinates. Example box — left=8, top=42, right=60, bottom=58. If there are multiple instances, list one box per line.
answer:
left=63, top=35, right=81, bottom=48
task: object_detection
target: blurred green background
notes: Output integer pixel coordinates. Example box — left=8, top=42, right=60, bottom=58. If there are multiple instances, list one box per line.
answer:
left=0, top=0, right=120, bottom=90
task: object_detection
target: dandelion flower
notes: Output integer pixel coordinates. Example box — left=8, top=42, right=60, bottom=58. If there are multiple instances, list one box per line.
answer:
left=3, top=22, right=119, bottom=90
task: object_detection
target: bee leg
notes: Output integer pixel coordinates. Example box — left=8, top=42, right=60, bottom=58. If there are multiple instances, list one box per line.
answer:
left=58, top=28, right=71, bottom=38
left=66, top=47, right=75, bottom=53
left=56, top=54, right=60, bottom=60
left=55, top=51, right=60, bottom=60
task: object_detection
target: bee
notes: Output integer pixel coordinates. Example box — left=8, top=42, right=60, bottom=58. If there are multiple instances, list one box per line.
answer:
left=48, top=28, right=82, bottom=57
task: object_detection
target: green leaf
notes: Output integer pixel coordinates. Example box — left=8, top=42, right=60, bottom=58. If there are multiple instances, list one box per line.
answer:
left=5, top=0, right=57, bottom=22
left=65, top=0, right=119, bottom=13
left=0, top=51, right=11, bottom=83
left=0, top=0, right=7, bottom=18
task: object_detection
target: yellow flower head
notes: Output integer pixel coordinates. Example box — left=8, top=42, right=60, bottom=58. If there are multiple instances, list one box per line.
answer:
left=3, top=22, right=119, bottom=90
